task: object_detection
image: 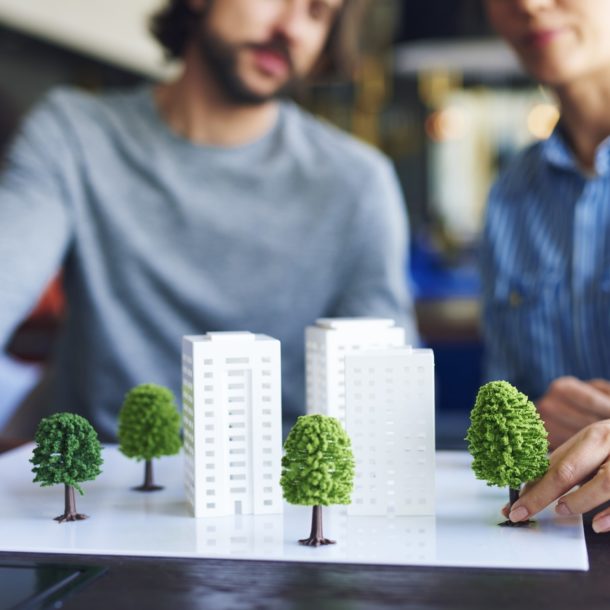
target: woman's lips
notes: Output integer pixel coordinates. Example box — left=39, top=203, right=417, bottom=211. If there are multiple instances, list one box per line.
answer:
left=524, top=27, right=568, bottom=48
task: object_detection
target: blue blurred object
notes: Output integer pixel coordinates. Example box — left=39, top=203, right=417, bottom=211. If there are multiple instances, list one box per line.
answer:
left=409, top=233, right=481, bottom=300
left=408, top=232, right=483, bottom=448
left=432, top=341, right=482, bottom=411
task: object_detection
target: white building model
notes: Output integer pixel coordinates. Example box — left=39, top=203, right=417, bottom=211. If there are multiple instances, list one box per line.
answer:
left=182, top=332, right=282, bottom=518
left=305, top=318, right=405, bottom=424
left=345, top=346, right=435, bottom=516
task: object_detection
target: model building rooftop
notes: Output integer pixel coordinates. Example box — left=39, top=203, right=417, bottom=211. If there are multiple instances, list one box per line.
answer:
left=184, top=332, right=273, bottom=343
left=314, top=318, right=397, bottom=330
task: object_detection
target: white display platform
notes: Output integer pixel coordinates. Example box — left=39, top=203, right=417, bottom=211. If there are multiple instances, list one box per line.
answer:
left=0, top=446, right=588, bottom=571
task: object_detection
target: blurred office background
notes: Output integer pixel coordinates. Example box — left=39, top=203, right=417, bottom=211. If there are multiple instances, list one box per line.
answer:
left=0, top=0, right=559, bottom=445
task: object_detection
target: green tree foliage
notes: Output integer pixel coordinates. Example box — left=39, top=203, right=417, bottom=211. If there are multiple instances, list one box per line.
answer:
left=466, top=380, right=549, bottom=489
left=281, top=414, right=355, bottom=506
left=118, top=383, right=182, bottom=461
left=31, top=412, right=103, bottom=495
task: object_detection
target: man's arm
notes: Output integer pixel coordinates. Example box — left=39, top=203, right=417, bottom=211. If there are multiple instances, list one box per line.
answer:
left=0, top=93, right=74, bottom=350
left=330, top=159, right=419, bottom=345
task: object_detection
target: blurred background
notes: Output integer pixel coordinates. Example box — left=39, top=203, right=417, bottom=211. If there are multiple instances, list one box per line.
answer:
left=0, top=0, right=560, bottom=446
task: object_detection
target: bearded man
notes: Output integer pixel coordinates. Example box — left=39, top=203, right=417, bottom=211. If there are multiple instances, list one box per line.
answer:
left=0, top=0, right=416, bottom=440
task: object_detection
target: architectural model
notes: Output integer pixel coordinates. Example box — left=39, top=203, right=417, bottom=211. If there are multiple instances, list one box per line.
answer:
left=466, top=380, right=549, bottom=525
left=4, top=444, right=587, bottom=570
left=305, top=318, right=405, bottom=425
left=182, top=331, right=282, bottom=518
left=344, top=346, right=435, bottom=516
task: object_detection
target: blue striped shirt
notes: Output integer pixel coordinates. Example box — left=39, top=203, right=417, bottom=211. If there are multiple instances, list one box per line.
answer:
left=481, top=127, right=610, bottom=401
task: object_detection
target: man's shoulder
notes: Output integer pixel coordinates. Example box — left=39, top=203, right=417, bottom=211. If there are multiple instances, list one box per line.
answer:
left=43, top=85, right=99, bottom=109
left=281, top=102, right=392, bottom=177
left=33, top=85, right=148, bottom=132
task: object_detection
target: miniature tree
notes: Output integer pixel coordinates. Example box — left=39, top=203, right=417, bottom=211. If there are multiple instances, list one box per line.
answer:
left=466, top=380, right=549, bottom=525
left=281, top=414, right=355, bottom=546
left=30, top=412, right=103, bottom=523
left=118, top=383, right=182, bottom=491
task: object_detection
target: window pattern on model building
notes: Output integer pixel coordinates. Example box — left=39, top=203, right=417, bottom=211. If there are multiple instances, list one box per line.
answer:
left=305, top=339, right=325, bottom=416
left=182, top=354, right=218, bottom=513
left=201, top=358, right=218, bottom=511
left=345, top=351, right=435, bottom=517
left=305, top=323, right=406, bottom=427
left=183, top=335, right=282, bottom=518
left=333, top=342, right=387, bottom=423
left=205, top=379, right=218, bottom=497
left=410, top=364, right=431, bottom=510
left=226, top=363, right=251, bottom=514
left=257, top=355, right=277, bottom=509
left=182, top=352, right=195, bottom=506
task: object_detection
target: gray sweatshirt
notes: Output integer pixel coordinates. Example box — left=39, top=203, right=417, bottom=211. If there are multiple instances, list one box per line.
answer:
left=0, top=86, right=416, bottom=440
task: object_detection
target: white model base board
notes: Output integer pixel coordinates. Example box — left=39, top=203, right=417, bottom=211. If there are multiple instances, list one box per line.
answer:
left=0, top=446, right=588, bottom=571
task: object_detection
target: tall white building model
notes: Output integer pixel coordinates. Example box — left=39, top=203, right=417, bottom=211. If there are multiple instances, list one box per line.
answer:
left=182, top=332, right=282, bottom=518
left=345, top=346, right=435, bottom=516
left=305, top=318, right=405, bottom=424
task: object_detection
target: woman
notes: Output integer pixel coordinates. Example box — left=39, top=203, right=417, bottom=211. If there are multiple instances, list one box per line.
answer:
left=482, top=0, right=610, bottom=530
left=482, top=0, right=610, bottom=449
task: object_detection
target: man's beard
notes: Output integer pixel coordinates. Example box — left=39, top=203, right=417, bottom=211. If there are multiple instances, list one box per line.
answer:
left=196, top=21, right=300, bottom=106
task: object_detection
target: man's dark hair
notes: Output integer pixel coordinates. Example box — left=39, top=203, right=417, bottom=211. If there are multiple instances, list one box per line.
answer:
left=150, top=0, right=369, bottom=80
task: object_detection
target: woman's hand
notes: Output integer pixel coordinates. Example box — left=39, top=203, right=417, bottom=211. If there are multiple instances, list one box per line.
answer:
left=505, top=420, right=610, bottom=533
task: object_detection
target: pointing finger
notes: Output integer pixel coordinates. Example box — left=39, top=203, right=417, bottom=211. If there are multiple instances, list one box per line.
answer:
left=509, top=424, right=610, bottom=522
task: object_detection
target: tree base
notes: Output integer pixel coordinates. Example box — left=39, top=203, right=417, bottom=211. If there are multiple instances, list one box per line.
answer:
left=132, top=484, right=164, bottom=492
left=498, top=519, right=534, bottom=528
left=299, top=536, right=336, bottom=547
left=54, top=512, right=88, bottom=523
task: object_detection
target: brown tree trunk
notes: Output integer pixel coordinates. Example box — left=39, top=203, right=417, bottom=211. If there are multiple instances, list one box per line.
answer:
left=134, top=459, right=163, bottom=492
left=499, top=485, right=532, bottom=527
left=53, top=484, right=88, bottom=523
left=144, top=459, right=154, bottom=487
left=66, top=484, right=75, bottom=514
left=509, top=487, right=520, bottom=510
left=299, top=505, right=336, bottom=546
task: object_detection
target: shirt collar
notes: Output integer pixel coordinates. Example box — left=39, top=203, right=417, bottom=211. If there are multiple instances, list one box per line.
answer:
left=541, top=125, right=610, bottom=177
left=594, top=134, right=610, bottom=176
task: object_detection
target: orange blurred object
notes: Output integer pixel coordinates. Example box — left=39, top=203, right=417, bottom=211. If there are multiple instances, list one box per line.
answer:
left=27, top=274, right=65, bottom=321
left=7, top=273, right=65, bottom=362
